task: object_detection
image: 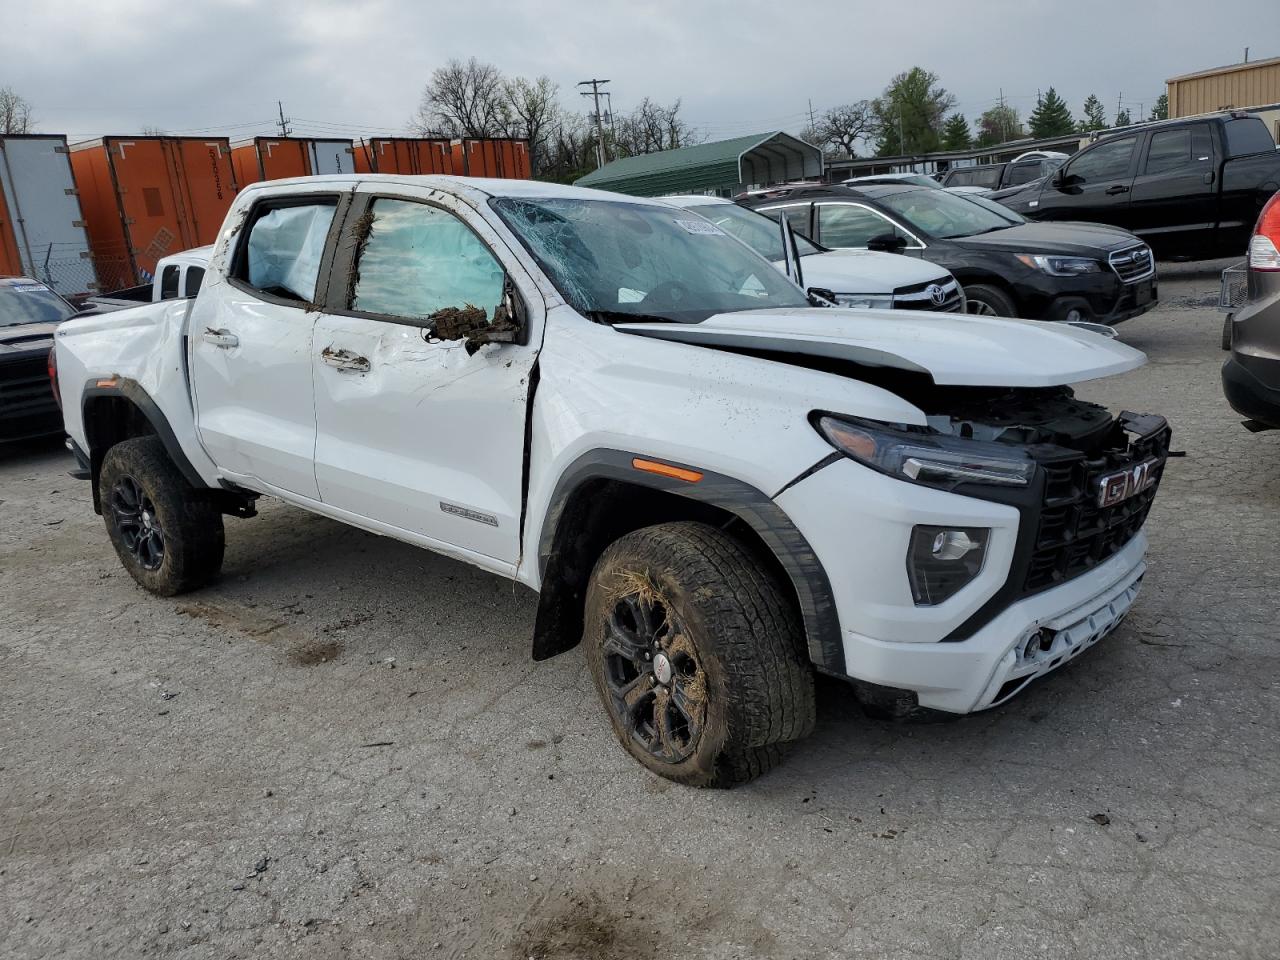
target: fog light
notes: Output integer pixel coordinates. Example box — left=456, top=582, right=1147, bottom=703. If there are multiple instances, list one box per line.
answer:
left=907, top=525, right=990, bottom=605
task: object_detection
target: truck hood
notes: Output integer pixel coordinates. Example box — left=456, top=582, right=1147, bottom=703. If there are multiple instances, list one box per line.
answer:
left=950, top=221, right=1145, bottom=256
left=796, top=248, right=950, bottom=293
left=614, top=308, right=1146, bottom=387
left=0, top=321, right=59, bottom=356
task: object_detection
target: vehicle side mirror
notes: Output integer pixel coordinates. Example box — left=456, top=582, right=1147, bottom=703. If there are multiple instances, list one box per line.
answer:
left=806, top=287, right=836, bottom=307
left=1051, top=168, right=1068, bottom=187
left=867, top=232, right=907, bottom=253
left=430, top=275, right=526, bottom=355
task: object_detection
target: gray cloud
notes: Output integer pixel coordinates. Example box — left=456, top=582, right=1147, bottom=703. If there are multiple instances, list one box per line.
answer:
left=3, top=0, right=1271, bottom=145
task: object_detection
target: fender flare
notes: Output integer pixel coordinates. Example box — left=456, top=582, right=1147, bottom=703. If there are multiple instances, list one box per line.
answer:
left=532, top=449, right=845, bottom=675
left=81, top=377, right=205, bottom=501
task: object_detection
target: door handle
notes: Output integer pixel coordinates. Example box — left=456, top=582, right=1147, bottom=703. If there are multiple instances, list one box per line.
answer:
left=1104, top=185, right=1130, bottom=196
left=320, top=346, right=371, bottom=373
left=202, top=327, right=239, bottom=348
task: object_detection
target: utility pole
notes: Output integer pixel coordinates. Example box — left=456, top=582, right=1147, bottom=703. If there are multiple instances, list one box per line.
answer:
left=808, top=98, right=817, bottom=132
left=276, top=101, right=292, bottom=137
left=578, top=79, right=610, bottom=169
left=998, top=88, right=1007, bottom=143
left=1116, top=92, right=1123, bottom=123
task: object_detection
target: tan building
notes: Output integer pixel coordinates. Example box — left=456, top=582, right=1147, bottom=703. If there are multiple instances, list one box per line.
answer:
left=1167, top=56, right=1280, bottom=138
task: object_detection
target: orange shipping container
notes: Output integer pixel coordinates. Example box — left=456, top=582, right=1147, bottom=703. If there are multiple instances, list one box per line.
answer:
left=231, top=137, right=355, bottom=186
left=70, top=136, right=237, bottom=290
left=353, top=138, right=457, bottom=175
left=450, top=138, right=531, bottom=179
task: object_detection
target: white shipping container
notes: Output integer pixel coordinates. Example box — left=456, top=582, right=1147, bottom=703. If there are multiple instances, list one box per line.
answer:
left=0, top=135, right=98, bottom=297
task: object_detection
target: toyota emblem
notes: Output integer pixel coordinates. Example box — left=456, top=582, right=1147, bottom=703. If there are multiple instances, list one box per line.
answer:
left=927, top=284, right=947, bottom=306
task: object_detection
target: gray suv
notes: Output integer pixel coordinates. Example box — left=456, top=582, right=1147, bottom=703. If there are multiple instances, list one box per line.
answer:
left=1222, top=190, right=1280, bottom=429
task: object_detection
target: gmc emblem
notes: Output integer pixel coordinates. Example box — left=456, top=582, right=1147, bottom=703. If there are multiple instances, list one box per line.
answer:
left=1097, top=458, right=1159, bottom=508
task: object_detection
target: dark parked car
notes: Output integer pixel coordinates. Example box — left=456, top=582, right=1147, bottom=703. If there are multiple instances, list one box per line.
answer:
left=740, top=183, right=1157, bottom=323
left=1222, top=190, right=1280, bottom=429
left=942, top=156, right=1065, bottom=195
left=0, top=277, right=76, bottom=443
left=1000, top=112, right=1280, bottom=259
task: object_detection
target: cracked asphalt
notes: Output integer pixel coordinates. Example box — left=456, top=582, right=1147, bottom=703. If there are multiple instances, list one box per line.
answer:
left=2, top=261, right=1278, bottom=959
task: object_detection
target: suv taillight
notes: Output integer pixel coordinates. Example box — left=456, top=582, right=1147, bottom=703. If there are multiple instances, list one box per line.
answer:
left=1250, top=192, right=1280, bottom=271
left=48, top=348, right=62, bottom=410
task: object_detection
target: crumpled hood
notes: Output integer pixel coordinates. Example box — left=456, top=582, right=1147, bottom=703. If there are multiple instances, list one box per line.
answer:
left=0, top=321, right=59, bottom=355
left=615, top=308, right=1146, bottom=387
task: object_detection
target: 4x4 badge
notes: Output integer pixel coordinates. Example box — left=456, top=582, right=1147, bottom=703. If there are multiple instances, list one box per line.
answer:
left=1097, top=458, right=1159, bottom=508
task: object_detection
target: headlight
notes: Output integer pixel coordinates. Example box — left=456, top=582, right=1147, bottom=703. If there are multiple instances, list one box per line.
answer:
left=833, top=293, right=895, bottom=310
left=816, top=415, right=1035, bottom=488
left=1015, top=254, right=1101, bottom=276
left=907, top=525, right=990, bottom=605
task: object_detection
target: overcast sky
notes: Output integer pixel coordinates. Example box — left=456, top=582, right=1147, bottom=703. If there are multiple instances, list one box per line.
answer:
left=3, top=0, right=1274, bottom=146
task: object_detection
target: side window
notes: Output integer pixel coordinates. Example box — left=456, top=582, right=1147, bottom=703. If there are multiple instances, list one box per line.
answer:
left=758, top=203, right=813, bottom=240
left=236, top=199, right=338, bottom=303
left=1143, top=129, right=1194, bottom=175
left=1007, top=161, right=1044, bottom=186
left=1066, top=136, right=1136, bottom=183
left=817, top=204, right=895, bottom=248
left=349, top=198, right=504, bottom=323
left=1223, top=117, right=1275, bottom=157
left=184, top=266, right=205, bottom=298
left=159, top=264, right=180, bottom=300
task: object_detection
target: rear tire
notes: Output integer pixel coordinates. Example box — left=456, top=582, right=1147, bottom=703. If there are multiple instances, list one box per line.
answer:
left=963, top=283, right=1017, bottom=317
left=583, top=521, right=815, bottom=788
left=99, top=436, right=225, bottom=596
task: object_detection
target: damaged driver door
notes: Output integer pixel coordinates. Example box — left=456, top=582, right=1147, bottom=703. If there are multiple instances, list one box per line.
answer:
left=310, top=190, right=540, bottom=573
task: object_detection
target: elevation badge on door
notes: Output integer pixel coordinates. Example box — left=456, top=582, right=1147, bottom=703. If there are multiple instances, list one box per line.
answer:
left=440, top=502, right=499, bottom=527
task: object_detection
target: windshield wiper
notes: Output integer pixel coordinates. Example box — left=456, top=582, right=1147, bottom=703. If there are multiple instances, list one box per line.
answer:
left=589, top=309, right=684, bottom=325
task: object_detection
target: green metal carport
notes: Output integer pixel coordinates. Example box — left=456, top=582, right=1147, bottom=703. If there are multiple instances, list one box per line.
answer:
left=574, top=131, right=822, bottom=197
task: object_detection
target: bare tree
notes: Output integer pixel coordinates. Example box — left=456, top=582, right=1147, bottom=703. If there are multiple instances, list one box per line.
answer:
left=412, top=58, right=508, bottom=138
left=504, top=75, right=559, bottom=174
left=807, top=101, right=878, bottom=157
left=613, top=98, right=700, bottom=156
left=0, top=86, right=34, bottom=135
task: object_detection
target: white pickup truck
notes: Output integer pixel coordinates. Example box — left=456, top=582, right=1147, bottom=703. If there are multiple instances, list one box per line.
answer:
left=82, top=246, right=212, bottom=312
left=54, top=175, right=1171, bottom=787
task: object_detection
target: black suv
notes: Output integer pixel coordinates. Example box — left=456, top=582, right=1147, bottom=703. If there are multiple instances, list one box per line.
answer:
left=741, top=184, right=1157, bottom=323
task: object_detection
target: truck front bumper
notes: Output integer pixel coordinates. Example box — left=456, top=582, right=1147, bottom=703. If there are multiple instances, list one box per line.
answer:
left=838, top=533, right=1146, bottom=713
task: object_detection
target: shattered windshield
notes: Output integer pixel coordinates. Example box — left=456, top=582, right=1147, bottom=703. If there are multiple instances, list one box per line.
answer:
left=492, top=197, right=810, bottom=323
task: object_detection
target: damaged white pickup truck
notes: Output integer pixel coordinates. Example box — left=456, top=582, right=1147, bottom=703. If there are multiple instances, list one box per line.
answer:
left=54, top=175, right=1171, bottom=787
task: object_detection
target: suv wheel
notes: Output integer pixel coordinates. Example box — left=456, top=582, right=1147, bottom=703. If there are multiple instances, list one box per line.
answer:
left=99, top=436, right=225, bottom=596
left=583, top=522, right=815, bottom=787
left=963, top=283, right=1017, bottom=317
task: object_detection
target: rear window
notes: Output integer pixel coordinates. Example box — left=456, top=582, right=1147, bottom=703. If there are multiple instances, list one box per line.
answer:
left=159, top=264, right=180, bottom=300
left=1223, top=117, right=1276, bottom=157
left=0, top=283, right=75, bottom=327
left=946, top=166, right=1002, bottom=189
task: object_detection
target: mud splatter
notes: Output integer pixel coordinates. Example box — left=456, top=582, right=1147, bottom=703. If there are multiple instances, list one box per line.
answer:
left=287, top=640, right=343, bottom=666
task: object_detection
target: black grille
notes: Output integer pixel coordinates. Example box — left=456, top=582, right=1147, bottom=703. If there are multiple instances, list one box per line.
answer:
left=0, top=355, right=58, bottom=423
left=1109, top=244, right=1154, bottom=283
left=1022, top=425, right=1170, bottom=595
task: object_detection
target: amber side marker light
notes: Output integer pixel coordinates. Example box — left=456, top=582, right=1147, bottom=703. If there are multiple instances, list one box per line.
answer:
left=632, top=457, right=703, bottom=483
left=95, top=378, right=118, bottom=388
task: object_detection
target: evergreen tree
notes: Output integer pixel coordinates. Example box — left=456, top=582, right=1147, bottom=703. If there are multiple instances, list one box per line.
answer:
left=1079, top=94, right=1107, bottom=132
left=1150, top=94, right=1168, bottom=121
left=941, top=113, right=971, bottom=150
left=1028, top=87, right=1075, bottom=138
left=1114, top=107, right=1131, bottom=127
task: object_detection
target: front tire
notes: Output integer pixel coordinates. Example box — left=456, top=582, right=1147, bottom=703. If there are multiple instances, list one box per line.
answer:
left=99, top=436, right=225, bottom=596
left=583, top=522, right=815, bottom=788
left=963, top=283, right=1017, bottom=317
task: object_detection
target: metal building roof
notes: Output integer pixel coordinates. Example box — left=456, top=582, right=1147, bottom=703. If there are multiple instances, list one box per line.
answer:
left=574, top=131, right=822, bottom=196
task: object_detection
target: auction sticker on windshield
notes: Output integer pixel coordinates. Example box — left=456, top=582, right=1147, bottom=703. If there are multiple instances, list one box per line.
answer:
left=674, top=219, right=724, bottom=236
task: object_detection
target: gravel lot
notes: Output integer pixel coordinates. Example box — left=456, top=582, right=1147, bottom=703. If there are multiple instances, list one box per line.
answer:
left=3, top=261, right=1278, bottom=960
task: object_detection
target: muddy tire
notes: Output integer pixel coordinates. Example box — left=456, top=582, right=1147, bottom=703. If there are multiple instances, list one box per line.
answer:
left=583, top=521, right=815, bottom=788
left=99, top=436, right=225, bottom=596
left=1222, top=313, right=1233, bottom=351
left=963, top=283, right=1017, bottom=317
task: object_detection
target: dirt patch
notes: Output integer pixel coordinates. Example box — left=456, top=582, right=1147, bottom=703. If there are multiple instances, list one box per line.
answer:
left=175, top=600, right=292, bottom=638
left=512, top=894, right=658, bottom=960
left=287, top=639, right=343, bottom=666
